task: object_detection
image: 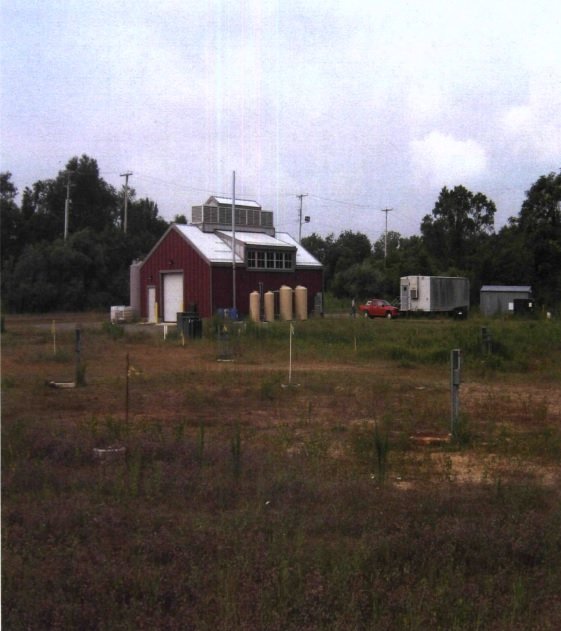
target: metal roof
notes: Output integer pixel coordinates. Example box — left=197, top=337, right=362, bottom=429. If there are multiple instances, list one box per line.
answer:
left=208, top=196, right=261, bottom=208
left=218, top=230, right=294, bottom=248
left=174, top=225, right=243, bottom=264
left=274, top=232, right=322, bottom=267
left=480, top=285, right=532, bottom=293
left=172, top=225, right=322, bottom=268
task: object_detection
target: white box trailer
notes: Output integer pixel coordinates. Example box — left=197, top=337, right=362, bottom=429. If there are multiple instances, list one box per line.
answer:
left=400, top=276, right=470, bottom=317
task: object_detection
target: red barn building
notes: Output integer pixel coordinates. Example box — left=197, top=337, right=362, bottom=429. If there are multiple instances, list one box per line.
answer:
left=131, top=197, right=323, bottom=321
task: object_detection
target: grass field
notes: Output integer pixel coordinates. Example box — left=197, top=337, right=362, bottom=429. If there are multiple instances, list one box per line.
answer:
left=2, top=313, right=561, bottom=630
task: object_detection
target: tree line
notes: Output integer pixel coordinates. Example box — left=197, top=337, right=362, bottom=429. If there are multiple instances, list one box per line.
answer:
left=303, top=173, right=561, bottom=310
left=1, top=156, right=560, bottom=312
left=1, top=155, right=170, bottom=312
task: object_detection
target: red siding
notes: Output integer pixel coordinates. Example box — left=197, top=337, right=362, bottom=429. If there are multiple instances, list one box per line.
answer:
left=212, top=267, right=323, bottom=316
left=140, top=226, right=323, bottom=320
left=140, top=228, right=212, bottom=318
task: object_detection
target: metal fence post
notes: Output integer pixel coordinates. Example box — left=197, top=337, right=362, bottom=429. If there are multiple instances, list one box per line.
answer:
left=451, top=349, right=461, bottom=437
left=481, top=327, right=492, bottom=355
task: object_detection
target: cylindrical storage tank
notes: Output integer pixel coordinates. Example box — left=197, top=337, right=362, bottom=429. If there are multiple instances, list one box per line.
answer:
left=129, top=260, right=142, bottom=317
left=294, top=285, right=308, bottom=320
left=264, top=291, right=275, bottom=322
left=279, top=285, right=293, bottom=321
left=249, top=291, right=260, bottom=322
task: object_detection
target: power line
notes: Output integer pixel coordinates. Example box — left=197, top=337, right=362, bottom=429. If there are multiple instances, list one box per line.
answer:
left=307, top=193, right=369, bottom=208
left=132, top=173, right=214, bottom=194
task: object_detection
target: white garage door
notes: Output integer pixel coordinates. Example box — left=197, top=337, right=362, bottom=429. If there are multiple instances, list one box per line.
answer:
left=162, top=273, right=184, bottom=322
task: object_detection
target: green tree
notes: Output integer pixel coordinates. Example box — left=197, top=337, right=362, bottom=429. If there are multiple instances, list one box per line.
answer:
left=421, top=185, right=496, bottom=271
left=20, top=180, right=61, bottom=243
left=519, top=172, right=561, bottom=232
left=372, top=230, right=401, bottom=264
left=6, top=242, right=57, bottom=312
left=2, top=156, right=169, bottom=312
left=1, top=172, right=22, bottom=263
left=395, top=235, right=433, bottom=276
left=126, top=196, right=168, bottom=250
left=115, top=188, right=169, bottom=263
left=478, top=222, right=530, bottom=285
left=63, top=155, right=119, bottom=233
left=331, top=259, right=390, bottom=299
left=323, top=231, right=371, bottom=289
left=516, top=172, right=561, bottom=306
left=301, top=232, right=333, bottom=264
left=19, top=155, right=119, bottom=244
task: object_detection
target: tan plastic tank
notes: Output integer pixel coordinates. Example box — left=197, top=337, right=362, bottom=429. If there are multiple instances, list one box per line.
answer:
left=264, top=291, right=275, bottom=322
left=294, top=285, right=308, bottom=320
left=279, top=285, right=293, bottom=321
left=249, top=291, right=260, bottom=322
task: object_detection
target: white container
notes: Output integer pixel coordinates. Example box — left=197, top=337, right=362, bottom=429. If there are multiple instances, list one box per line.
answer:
left=400, top=276, right=470, bottom=315
left=110, top=306, right=134, bottom=323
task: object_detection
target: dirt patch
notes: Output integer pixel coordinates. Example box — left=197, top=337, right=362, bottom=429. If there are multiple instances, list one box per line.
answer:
left=3, top=316, right=560, bottom=485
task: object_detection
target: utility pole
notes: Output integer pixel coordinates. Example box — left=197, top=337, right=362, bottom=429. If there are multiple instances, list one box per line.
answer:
left=120, top=172, right=133, bottom=233
left=63, top=170, right=74, bottom=241
left=232, top=171, right=236, bottom=312
left=297, top=193, right=308, bottom=243
left=380, top=208, right=393, bottom=266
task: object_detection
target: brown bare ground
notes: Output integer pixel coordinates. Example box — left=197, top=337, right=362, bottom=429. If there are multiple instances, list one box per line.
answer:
left=3, top=316, right=560, bottom=491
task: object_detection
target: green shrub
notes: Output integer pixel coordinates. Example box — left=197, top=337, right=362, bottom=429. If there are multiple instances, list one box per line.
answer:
left=101, top=321, right=125, bottom=339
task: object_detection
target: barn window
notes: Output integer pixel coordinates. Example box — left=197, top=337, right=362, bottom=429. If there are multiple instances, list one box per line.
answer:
left=246, top=248, right=295, bottom=271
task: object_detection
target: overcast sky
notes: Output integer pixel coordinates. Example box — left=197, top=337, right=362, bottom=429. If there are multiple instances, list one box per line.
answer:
left=2, top=0, right=560, bottom=242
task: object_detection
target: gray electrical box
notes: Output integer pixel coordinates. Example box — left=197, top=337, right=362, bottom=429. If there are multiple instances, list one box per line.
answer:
left=451, top=349, right=461, bottom=385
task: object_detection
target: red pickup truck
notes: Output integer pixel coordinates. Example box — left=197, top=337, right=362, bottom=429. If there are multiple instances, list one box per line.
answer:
left=359, top=299, right=399, bottom=319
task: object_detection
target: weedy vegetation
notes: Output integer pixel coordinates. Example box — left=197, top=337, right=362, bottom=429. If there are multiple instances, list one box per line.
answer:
left=2, top=313, right=561, bottom=629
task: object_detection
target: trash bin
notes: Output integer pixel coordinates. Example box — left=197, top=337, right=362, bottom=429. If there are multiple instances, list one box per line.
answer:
left=177, top=311, right=202, bottom=339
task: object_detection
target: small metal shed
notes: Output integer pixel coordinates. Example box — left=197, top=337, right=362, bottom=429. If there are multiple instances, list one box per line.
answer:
left=480, top=285, right=533, bottom=316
